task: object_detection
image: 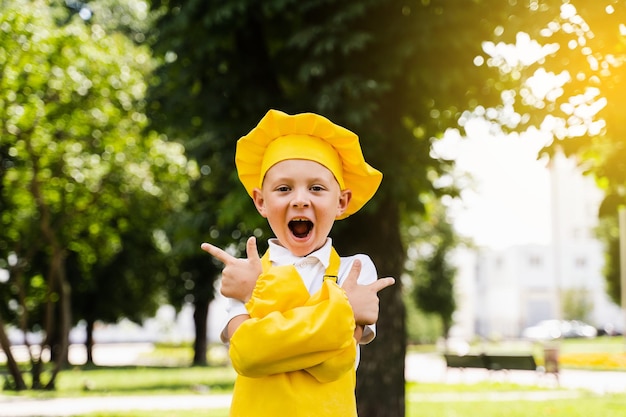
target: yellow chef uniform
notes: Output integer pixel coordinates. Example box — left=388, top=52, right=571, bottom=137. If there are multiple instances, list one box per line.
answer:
left=228, top=247, right=358, bottom=417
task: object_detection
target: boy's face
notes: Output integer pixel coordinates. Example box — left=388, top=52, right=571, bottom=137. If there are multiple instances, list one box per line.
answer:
left=253, top=159, right=351, bottom=257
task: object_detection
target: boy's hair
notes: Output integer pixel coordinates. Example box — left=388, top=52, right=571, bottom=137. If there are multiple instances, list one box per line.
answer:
left=235, top=109, right=382, bottom=219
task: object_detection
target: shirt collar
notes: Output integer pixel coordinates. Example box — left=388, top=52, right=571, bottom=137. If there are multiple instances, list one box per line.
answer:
left=267, top=238, right=332, bottom=269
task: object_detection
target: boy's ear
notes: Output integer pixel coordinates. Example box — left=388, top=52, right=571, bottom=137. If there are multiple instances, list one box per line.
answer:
left=336, top=189, right=352, bottom=218
left=252, top=188, right=268, bottom=218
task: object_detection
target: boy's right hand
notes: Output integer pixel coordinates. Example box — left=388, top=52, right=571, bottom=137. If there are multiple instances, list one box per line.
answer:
left=201, top=236, right=262, bottom=303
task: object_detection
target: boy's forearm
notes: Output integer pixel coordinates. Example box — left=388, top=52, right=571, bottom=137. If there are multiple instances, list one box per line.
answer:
left=226, top=314, right=250, bottom=341
left=229, top=288, right=355, bottom=377
left=353, top=325, right=364, bottom=342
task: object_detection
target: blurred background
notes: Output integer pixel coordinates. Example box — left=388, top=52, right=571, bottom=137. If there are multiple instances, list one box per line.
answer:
left=1, top=1, right=626, bottom=416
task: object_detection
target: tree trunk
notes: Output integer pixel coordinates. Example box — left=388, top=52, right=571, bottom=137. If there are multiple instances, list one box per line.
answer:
left=0, top=314, right=27, bottom=390
left=86, top=318, right=95, bottom=365
left=192, top=299, right=209, bottom=366
left=335, top=199, right=406, bottom=417
left=26, top=132, right=71, bottom=389
left=31, top=355, right=43, bottom=390
left=46, top=274, right=71, bottom=389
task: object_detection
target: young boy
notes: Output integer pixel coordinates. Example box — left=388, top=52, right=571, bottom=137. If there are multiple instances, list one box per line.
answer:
left=201, top=109, right=395, bottom=417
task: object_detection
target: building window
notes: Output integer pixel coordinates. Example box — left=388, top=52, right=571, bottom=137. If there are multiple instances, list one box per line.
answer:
left=529, top=255, right=542, bottom=267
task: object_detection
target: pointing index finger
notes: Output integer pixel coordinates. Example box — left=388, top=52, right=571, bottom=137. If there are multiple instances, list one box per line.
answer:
left=371, top=277, right=395, bottom=293
left=201, top=242, right=235, bottom=265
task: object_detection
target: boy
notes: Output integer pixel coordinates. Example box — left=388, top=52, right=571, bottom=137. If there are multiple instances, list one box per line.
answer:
left=201, top=109, right=395, bottom=416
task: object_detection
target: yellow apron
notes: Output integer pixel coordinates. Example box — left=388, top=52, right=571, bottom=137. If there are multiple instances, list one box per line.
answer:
left=228, top=247, right=358, bottom=417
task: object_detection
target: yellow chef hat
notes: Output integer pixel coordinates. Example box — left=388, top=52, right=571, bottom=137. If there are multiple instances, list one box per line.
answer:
left=235, top=109, right=382, bottom=219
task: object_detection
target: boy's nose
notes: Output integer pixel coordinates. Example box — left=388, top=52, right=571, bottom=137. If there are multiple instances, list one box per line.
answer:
left=291, top=190, right=310, bottom=207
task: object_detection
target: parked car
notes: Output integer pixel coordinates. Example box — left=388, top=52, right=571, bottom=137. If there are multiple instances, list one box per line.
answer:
left=521, top=319, right=597, bottom=341
left=596, top=323, right=623, bottom=337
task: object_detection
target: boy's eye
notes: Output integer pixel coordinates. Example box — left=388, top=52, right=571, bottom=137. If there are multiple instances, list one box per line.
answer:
left=276, top=186, right=290, bottom=192
left=310, top=185, right=324, bottom=192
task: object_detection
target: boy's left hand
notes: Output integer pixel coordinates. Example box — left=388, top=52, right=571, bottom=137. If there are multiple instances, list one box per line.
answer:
left=342, top=259, right=395, bottom=326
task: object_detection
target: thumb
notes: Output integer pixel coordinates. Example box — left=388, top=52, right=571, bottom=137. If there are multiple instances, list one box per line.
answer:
left=370, top=277, right=396, bottom=293
left=343, top=259, right=362, bottom=289
left=246, top=236, right=261, bottom=264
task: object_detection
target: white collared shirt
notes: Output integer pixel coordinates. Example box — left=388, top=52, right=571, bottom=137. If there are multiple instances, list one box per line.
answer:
left=221, top=238, right=378, bottom=347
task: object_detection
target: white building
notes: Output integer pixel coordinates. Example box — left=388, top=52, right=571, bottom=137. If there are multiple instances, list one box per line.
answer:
left=455, top=151, right=622, bottom=339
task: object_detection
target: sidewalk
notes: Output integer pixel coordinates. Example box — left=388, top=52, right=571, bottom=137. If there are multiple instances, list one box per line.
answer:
left=406, top=352, right=626, bottom=394
left=0, top=394, right=232, bottom=417
left=1, top=352, right=625, bottom=416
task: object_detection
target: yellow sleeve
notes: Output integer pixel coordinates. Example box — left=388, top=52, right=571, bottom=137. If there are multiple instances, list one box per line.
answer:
left=229, top=268, right=356, bottom=379
left=303, top=340, right=356, bottom=383
left=243, top=265, right=310, bottom=318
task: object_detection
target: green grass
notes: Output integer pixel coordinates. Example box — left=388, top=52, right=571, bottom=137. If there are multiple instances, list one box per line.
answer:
left=557, top=336, right=625, bottom=354
left=406, top=393, right=626, bottom=417
left=71, top=385, right=626, bottom=417
left=58, top=365, right=237, bottom=396
left=1, top=365, right=237, bottom=398
left=73, top=395, right=626, bottom=417
left=73, top=393, right=626, bottom=417
left=3, top=339, right=626, bottom=417
left=2, top=364, right=625, bottom=417
left=83, top=411, right=229, bottom=417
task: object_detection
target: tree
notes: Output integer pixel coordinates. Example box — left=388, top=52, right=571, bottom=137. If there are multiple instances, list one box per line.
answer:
left=561, top=287, right=594, bottom=321
left=0, top=0, right=193, bottom=389
left=405, top=202, right=459, bottom=343
left=596, top=216, right=621, bottom=304
left=465, top=1, right=626, bottom=305
left=145, top=2, right=524, bottom=415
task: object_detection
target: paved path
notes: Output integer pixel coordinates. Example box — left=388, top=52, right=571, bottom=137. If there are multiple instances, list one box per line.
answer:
left=405, top=352, right=626, bottom=394
left=0, top=394, right=232, bottom=417
left=1, top=350, right=625, bottom=416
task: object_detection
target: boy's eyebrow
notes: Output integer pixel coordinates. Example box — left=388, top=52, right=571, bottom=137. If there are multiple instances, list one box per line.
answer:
left=269, top=176, right=333, bottom=184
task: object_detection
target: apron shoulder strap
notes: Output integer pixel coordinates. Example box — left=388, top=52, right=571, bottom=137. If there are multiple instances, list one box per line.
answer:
left=323, top=247, right=341, bottom=283
left=261, top=250, right=272, bottom=273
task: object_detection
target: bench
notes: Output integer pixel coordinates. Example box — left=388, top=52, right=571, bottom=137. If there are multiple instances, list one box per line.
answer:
left=444, top=353, right=538, bottom=371
left=485, top=354, right=537, bottom=371
left=444, top=353, right=538, bottom=372
left=443, top=352, right=559, bottom=384
left=443, top=353, right=488, bottom=370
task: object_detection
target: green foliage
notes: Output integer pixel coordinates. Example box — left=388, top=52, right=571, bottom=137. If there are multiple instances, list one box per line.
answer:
left=404, top=202, right=460, bottom=338
left=467, top=1, right=626, bottom=305
left=404, top=290, right=443, bottom=345
left=561, top=287, right=594, bottom=321
left=0, top=0, right=194, bottom=387
left=144, top=1, right=537, bottom=415
left=595, top=215, right=621, bottom=305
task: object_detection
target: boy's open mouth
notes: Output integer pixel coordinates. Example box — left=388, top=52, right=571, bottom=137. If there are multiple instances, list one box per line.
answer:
left=289, top=219, right=313, bottom=238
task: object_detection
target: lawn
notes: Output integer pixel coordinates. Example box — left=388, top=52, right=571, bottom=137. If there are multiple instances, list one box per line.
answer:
left=2, top=338, right=625, bottom=417
left=8, top=368, right=623, bottom=417
left=406, top=393, right=626, bottom=417
left=2, top=365, right=238, bottom=398
left=73, top=393, right=626, bottom=417
left=2, top=364, right=625, bottom=417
